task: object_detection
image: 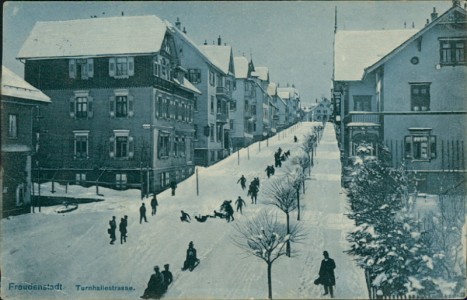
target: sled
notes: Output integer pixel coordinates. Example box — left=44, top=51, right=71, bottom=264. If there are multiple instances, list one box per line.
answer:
left=181, top=259, right=200, bottom=272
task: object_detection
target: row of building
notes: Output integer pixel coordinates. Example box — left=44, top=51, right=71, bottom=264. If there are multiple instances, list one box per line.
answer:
left=332, top=3, right=466, bottom=194
left=1, top=15, right=301, bottom=217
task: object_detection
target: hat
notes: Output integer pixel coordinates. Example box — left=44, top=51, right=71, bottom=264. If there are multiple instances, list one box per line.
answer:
left=323, top=251, right=329, bottom=257
left=189, top=241, right=193, bottom=246
left=164, top=264, right=169, bottom=268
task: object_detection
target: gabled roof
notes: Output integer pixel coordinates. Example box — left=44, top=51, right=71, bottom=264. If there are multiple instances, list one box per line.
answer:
left=254, top=67, right=269, bottom=81
left=234, top=56, right=249, bottom=79
left=364, top=5, right=466, bottom=77
left=199, top=45, right=234, bottom=75
left=165, top=21, right=224, bottom=74
left=334, top=29, right=418, bottom=81
left=1, top=66, right=51, bottom=102
left=277, top=87, right=300, bottom=99
left=18, top=15, right=167, bottom=59
left=278, top=90, right=291, bottom=100
left=174, top=78, right=202, bottom=94
left=267, top=82, right=277, bottom=96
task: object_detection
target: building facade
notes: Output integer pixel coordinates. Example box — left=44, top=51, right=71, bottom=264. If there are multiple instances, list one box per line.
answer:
left=18, top=16, right=200, bottom=195
left=333, top=5, right=467, bottom=193
left=1, top=66, right=51, bottom=217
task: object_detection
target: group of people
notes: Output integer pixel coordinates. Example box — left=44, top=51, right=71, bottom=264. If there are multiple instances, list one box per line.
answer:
left=264, top=165, right=275, bottom=178
left=247, top=177, right=260, bottom=204
left=108, top=215, right=128, bottom=245
left=274, top=147, right=291, bottom=168
left=141, top=264, right=173, bottom=299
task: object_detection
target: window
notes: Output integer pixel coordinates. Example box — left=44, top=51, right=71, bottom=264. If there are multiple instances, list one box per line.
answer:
left=158, top=132, right=170, bottom=158
left=109, top=56, right=134, bottom=78
left=109, top=130, right=134, bottom=159
left=209, top=70, right=215, bottom=86
left=154, top=56, right=161, bottom=77
left=230, top=119, right=234, bottom=131
left=160, top=57, right=170, bottom=80
left=69, top=59, right=93, bottom=79
left=217, top=99, right=222, bottom=114
left=216, top=124, right=222, bottom=142
left=440, top=38, right=466, bottom=65
left=8, top=114, right=17, bottom=138
left=174, top=136, right=180, bottom=157
left=116, top=173, right=127, bottom=189
left=70, top=91, right=93, bottom=119
left=74, top=131, right=89, bottom=159
left=76, top=173, right=86, bottom=185
left=353, top=96, right=372, bottom=111
left=109, top=90, right=133, bottom=118
left=188, top=69, right=201, bottom=84
left=410, top=83, right=430, bottom=111
left=405, top=130, right=436, bottom=161
left=210, top=96, right=215, bottom=114
left=251, top=105, right=257, bottom=115
left=194, top=125, right=198, bottom=139
left=210, top=124, right=215, bottom=142
left=230, top=100, right=236, bottom=111
left=180, top=137, right=186, bottom=157
left=193, top=96, right=198, bottom=110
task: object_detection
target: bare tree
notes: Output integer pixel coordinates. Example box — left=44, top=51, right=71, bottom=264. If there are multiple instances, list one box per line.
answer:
left=289, top=158, right=309, bottom=220
left=264, top=177, right=298, bottom=256
left=232, top=210, right=305, bottom=299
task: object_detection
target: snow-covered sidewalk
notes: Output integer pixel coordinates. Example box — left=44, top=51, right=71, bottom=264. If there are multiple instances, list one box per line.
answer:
left=1, top=122, right=367, bottom=299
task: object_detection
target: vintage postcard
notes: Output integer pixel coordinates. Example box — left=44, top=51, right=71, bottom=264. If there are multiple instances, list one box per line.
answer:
left=1, top=1, right=466, bottom=299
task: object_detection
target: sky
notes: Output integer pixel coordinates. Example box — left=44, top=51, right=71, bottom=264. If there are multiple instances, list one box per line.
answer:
left=2, top=1, right=453, bottom=107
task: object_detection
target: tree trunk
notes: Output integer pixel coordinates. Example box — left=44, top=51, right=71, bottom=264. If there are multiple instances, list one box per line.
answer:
left=267, top=262, right=273, bottom=299
left=286, top=212, right=291, bottom=256
left=297, top=188, right=301, bottom=221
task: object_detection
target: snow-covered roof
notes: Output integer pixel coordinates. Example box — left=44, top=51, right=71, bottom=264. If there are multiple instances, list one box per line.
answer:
left=277, top=87, right=300, bottom=99
left=18, top=15, right=167, bottom=59
left=174, top=78, right=202, bottom=94
left=233, top=56, right=249, bottom=79
left=278, top=90, right=291, bottom=100
left=334, top=29, right=418, bottom=81
left=254, top=67, right=269, bottom=81
left=199, top=45, right=232, bottom=74
left=1, top=66, right=51, bottom=103
left=267, top=82, right=277, bottom=96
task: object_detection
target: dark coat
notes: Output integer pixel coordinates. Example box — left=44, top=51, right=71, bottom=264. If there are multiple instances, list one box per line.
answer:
left=161, top=270, right=173, bottom=290
left=144, top=271, right=164, bottom=299
left=140, top=205, right=146, bottom=215
left=119, top=219, right=127, bottom=235
left=109, top=219, right=116, bottom=239
left=319, top=258, right=336, bottom=286
left=151, top=197, right=158, bottom=209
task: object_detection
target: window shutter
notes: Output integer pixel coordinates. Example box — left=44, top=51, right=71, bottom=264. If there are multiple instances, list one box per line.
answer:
left=87, top=96, right=94, bottom=118
left=109, top=58, right=116, bottom=77
left=69, top=59, right=76, bottom=79
left=404, top=136, right=412, bottom=159
left=87, top=59, right=94, bottom=78
left=128, top=57, right=134, bottom=76
left=430, top=136, right=437, bottom=159
left=109, top=96, right=115, bottom=117
left=128, top=95, right=134, bottom=117
left=128, top=136, right=134, bottom=159
left=69, top=96, right=76, bottom=118
left=109, top=136, right=115, bottom=158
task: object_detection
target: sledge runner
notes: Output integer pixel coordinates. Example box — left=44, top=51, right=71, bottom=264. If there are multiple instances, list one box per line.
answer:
left=182, top=241, right=200, bottom=271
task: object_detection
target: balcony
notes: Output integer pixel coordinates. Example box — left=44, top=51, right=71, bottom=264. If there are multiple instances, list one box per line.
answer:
left=216, top=86, right=232, bottom=99
left=216, top=111, right=228, bottom=123
left=344, top=112, right=381, bottom=127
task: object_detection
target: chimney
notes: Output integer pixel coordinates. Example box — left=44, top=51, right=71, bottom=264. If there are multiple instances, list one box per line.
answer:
left=183, top=27, right=187, bottom=34
left=204, top=40, right=208, bottom=45
left=452, top=0, right=461, bottom=7
left=175, top=17, right=181, bottom=30
left=404, top=21, right=407, bottom=28
left=218, top=35, right=222, bottom=46
left=412, top=21, right=415, bottom=28
left=121, top=11, right=124, bottom=16
left=431, top=7, right=438, bottom=21
left=426, top=19, right=430, bottom=26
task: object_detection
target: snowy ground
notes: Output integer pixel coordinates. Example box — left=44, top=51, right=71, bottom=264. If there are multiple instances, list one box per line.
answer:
left=1, top=122, right=368, bottom=299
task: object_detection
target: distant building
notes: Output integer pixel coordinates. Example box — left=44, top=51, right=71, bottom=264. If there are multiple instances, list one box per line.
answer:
left=18, top=16, right=200, bottom=195
left=1, top=66, right=50, bottom=217
left=278, top=86, right=301, bottom=125
left=332, top=5, right=467, bottom=193
left=313, top=98, right=332, bottom=122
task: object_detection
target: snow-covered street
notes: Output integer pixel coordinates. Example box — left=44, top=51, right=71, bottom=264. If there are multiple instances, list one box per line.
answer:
left=1, top=122, right=367, bottom=299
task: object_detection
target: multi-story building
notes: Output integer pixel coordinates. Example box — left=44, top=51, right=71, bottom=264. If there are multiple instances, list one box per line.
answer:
left=168, top=23, right=235, bottom=166
left=333, top=4, right=467, bottom=192
left=278, top=85, right=301, bottom=125
left=232, top=56, right=255, bottom=149
left=1, top=66, right=51, bottom=217
left=313, top=98, right=333, bottom=122
left=267, top=82, right=285, bottom=132
left=18, top=15, right=200, bottom=195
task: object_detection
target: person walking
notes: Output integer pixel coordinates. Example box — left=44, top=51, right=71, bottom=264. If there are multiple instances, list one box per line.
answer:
left=294, top=135, right=298, bottom=143
left=141, top=265, right=165, bottom=299
left=319, top=250, right=336, bottom=298
left=151, top=194, right=158, bottom=216
left=237, top=175, right=247, bottom=190
left=119, top=217, right=127, bottom=244
left=140, top=203, right=148, bottom=224
left=108, top=216, right=116, bottom=245
left=170, top=180, right=177, bottom=196
left=161, top=264, right=173, bottom=293
left=235, top=196, right=246, bottom=214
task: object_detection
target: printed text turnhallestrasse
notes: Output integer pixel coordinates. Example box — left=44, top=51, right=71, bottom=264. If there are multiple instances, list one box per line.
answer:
left=76, top=284, right=135, bottom=291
